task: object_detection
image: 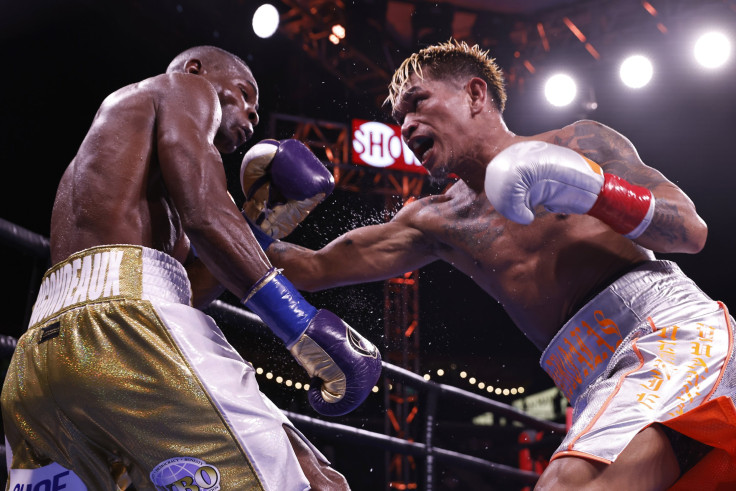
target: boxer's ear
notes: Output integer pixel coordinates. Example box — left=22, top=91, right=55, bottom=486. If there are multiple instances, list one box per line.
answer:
left=185, top=59, right=202, bottom=74
left=467, top=77, right=488, bottom=115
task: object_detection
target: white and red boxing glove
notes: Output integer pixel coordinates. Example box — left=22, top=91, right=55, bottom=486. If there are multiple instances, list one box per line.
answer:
left=241, top=139, right=335, bottom=248
left=484, top=141, right=655, bottom=239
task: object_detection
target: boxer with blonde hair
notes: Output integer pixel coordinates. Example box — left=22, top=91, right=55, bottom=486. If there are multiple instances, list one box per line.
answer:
left=253, top=39, right=736, bottom=490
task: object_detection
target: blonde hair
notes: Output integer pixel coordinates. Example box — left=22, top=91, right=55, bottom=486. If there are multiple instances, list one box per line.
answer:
left=386, top=39, right=507, bottom=112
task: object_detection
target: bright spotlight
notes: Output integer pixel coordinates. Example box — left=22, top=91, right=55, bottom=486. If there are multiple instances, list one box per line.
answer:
left=620, top=55, right=653, bottom=88
left=332, top=24, right=346, bottom=40
left=253, top=4, right=279, bottom=39
left=544, top=73, right=577, bottom=107
left=694, top=31, right=731, bottom=69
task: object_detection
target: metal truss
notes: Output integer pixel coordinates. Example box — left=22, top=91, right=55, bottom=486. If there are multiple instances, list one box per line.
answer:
left=272, top=0, right=734, bottom=102
left=267, top=112, right=433, bottom=198
left=276, top=0, right=396, bottom=104
left=504, top=0, right=734, bottom=84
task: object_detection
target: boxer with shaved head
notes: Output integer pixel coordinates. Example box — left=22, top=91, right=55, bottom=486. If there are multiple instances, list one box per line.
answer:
left=1, top=45, right=382, bottom=490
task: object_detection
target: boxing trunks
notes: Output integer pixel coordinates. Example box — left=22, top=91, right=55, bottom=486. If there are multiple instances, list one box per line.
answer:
left=1, top=245, right=330, bottom=490
left=541, top=260, right=736, bottom=487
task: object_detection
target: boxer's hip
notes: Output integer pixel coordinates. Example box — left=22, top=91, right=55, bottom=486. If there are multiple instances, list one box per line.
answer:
left=27, top=244, right=192, bottom=329
left=541, top=260, right=722, bottom=405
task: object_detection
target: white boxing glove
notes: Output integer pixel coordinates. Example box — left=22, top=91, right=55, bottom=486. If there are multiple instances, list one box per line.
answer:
left=484, top=141, right=655, bottom=239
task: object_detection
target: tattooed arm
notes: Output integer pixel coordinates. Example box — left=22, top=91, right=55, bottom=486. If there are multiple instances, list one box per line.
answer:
left=264, top=198, right=439, bottom=291
left=554, top=120, right=707, bottom=254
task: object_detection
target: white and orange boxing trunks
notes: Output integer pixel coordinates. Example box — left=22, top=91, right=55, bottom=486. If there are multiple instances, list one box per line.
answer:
left=1, top=244, right=329, bottom=490
left=541, top=260, right=736, bottom=486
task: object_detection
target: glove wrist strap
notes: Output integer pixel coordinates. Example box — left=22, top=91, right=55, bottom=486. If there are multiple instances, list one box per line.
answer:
left=243, top=268, right=317, bottom=347
left=587, top=173, right=655, bottom=239
left=244, top=213, right=276, bottom=250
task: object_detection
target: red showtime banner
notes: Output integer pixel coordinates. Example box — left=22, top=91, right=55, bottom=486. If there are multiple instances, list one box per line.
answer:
left=351, top=119, right=427, bottom=175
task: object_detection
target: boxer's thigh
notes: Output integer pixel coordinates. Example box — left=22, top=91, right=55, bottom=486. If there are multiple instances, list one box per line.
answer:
left=284, top=425, right=350, bottom=491
left=536, top=424, right=679, bottom=491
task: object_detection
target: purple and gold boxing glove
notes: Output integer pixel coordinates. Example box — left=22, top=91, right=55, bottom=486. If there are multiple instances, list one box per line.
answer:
left=241, top=139, right=335, bottom=249
left=243, top=268, right=382, bottom=416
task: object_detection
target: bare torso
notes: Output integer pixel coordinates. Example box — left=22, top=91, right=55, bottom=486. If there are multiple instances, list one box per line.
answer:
left=50, top=75, right=187, bottom=264
left=398, top=124, right=658, bottom=349
left=408, top=179, right=652, bottom=349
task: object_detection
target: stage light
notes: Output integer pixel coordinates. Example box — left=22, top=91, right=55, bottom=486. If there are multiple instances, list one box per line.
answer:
left=694, top=31, right=731, bottom=69
left=332, top=24, right=346, bottom=40
left=329, top=34, right=340, bottom=45
left=252, top=4, right=279, bottom=39
left=544, top=73, right=577, bottom=107
left=620, top=55, right=653, bottom=88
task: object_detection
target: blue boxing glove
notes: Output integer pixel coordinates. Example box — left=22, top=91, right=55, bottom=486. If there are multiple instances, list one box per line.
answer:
left=243, top=268, right=382, bottom=416
left=241, top=139, right=335, bottom=249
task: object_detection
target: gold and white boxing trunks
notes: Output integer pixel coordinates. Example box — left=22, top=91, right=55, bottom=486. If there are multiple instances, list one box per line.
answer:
left=1, top=245, right=328, bottom=490
left=541, top=260, right=736, bottom=487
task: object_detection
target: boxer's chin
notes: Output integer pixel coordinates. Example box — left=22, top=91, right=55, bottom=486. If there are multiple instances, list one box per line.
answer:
left=214, top=134, right=239, bottom=154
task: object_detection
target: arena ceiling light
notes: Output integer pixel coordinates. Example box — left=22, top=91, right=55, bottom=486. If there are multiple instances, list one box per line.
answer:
left=252, top=3, right=279, bottom=39
left=544, top=73, right=577, bottom=107
left=330, top=24, right=346, bottom=45
left=620, top=54, right=653, bottom=88
left=694, top=31, right=731, bottom=69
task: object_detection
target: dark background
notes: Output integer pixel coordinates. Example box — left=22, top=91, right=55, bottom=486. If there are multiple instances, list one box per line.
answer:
left=1, top=0, right=735, bottom=489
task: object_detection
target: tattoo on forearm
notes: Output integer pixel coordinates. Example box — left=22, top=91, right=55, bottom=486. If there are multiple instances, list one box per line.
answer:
left=267, top=240, right=312, bottom=260
left=648, top=199, right=688, bottom=245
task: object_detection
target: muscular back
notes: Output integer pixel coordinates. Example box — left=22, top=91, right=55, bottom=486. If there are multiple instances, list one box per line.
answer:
left=50, top=74, right=201, bottom=264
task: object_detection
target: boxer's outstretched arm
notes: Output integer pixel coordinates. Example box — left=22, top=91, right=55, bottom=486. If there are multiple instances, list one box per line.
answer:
left=266, top=205, right=437, bottom=292
left=561, top=120, right=707, bottom=254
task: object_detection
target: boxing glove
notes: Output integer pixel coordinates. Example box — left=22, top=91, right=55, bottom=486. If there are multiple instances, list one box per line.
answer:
left=243, top=268, right=382, bottom=416
left=241, top=139, right=335, bottom=249
left=484, top=141, right=655, bottom=239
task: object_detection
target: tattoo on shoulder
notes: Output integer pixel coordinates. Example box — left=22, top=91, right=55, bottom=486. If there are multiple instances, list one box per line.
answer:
left=553, top=121, right=662, bottom=187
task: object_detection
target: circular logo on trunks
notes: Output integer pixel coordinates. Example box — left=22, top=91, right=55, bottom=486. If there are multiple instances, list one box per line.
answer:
left=150, top=457, right=221, bottom=491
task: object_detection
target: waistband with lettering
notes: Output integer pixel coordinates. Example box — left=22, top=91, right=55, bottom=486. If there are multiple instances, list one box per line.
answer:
left=540, top=261, right=687, bottom=405
left=28, top=245, right=191, bottom=329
